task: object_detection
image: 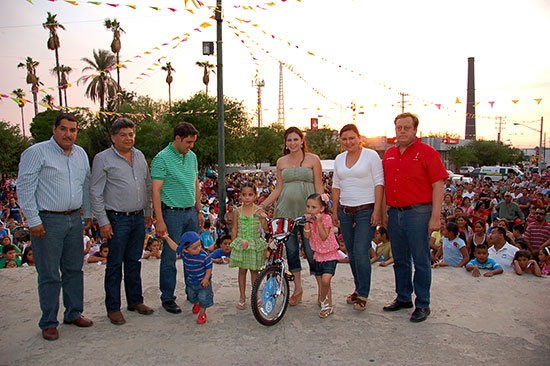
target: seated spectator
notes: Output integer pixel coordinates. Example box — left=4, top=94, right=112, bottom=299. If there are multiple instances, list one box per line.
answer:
left=7, top=197, right=22, bottom=224
left=87, top=243, right=109, bottom=264
left=524, top=208, right=550, bottom=258
left=337, top=235, right=349, bottom=263
left=456, top=214, right=473, bottom=243
left=467, top=220, right=488, bottom=259
left=370, top=226, right=393, bottom=267
left=513, top=250, right=542, bottom=277
left=488, top=226, right=519, bottom=272
left=430, top=217, right=446, bottom=261
left=21, top=246, right=34, bottom=267
left=471, top=202, right=490, bottom=226
left=1, top=244, right=20, bottom=268
left=513, top=224, right=528, bottom=250
left=210, top=235, right=232, bottom=264
left=538, top=247, right=550, bottom=275
left=143, top=237, right=161, bottom=260
left=465, top=244, right=503, bottom=277
left=200, top=220, right=215, bottom=252
left=0, top=220, right=8, bottom=239
left=0, top=235, right=21, bottom=259
left=433, top=222, right=469, bottom=268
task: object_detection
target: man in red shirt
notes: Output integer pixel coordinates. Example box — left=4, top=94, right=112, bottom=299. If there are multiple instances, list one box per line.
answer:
left=382, top=113, right=447, bottom=323
left=524, top=208, right=550, bottom=259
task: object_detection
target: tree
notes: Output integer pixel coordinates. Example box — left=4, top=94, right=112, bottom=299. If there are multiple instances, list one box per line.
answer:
left=449, top=140, right=525, bottom=167
left=449, top=145, right=479, bottom=167
left=195, top=61, right=215, bottom=96
left=43, top=12, right=65, bottom=107
left=104, top=18, right=125, bottom=89
left=161, top=62, right=175, bottom=109
left=305, top=128, right=340, bottom=159
left=12, top=89, right=26, bottom=137
left=0, top=121, right=31, bottom=174
left=42, top=94, right=54, bottom=109
left=30, top=109, right=60, bottom=143
left=78, top=49, right=119, bottom=110
left=51, top=65, right=72, bottom=108
left=250, top=125, right=286, bottom=166
left=17, top=57, right=41, bottom=117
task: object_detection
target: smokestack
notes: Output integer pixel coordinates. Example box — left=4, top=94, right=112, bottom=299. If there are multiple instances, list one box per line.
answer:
left=465, top=57, right=476, bottom=139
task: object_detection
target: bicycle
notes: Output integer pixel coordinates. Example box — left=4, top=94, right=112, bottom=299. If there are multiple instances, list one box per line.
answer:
left=251, top=216, right=308, bottom=326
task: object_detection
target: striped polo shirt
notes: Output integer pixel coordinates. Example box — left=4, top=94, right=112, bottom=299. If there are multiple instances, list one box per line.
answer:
left=182, top=250, right=212, bottom=286
left=524, top=221, right=550, bottom=251
left=151, top=143, right=198, bottom=208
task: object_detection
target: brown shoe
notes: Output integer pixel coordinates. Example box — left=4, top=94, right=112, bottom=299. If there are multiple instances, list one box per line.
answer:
left=127, top=303, right=154, bottom=315
left=42, top=327, right=59, bottom=341
left=107, top=311, right=126, bottom=325
left=63, top=316, right=93, bottom=327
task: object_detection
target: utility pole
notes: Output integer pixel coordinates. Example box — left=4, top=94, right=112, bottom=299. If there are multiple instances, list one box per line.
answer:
left=278, top=62, right=285, bottom=128
left=254, top=78, right=265, bottom=128
left=496, top=116, right=506, bottom=144
left=539, top=117, right=544, bottom=173
left=215, top=0, right=226, bottom=218
left=398, top=92, right=409, bottom=113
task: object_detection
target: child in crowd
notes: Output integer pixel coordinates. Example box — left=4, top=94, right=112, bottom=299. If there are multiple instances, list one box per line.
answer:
left=337, top=235, right=349, bottom=263
left=200, top=220, right=215, bottom=252
left=513, top=250, right=542, bottom=277
left=21, top=246, right=34, bottom=267
left=229, top=183, right=268, bottom=310
left=465, top=244, right=503, bottom=277
left=538, top=247, right=550, bottom=275
left=210, top=235, right=232, bottom=264
left=433, top=222, right=469, bottom=268
left=1, top=244, right=20, bottom=268
left=430, top=217, right=446, bottom=261
left=512, top=224, right=528, bottom=250
left=87, top=243, right=109, bottom=264
left=143, top=237, right=161, bottom=260
left=370, top=226, right=393, bottom=267
left=162, top=231, right=213, bottom=324
left=304, top=193, right=339, bottom=318
left=467, top=220, right=487, bottom=259
left=455, top=214, right=473, bottom=243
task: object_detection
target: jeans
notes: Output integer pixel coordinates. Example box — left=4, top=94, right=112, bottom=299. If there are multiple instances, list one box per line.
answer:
left=187, top=283, right=214, bottom=308
left=387, top=204, right=432, bottom=308
left=160, top=208, right=199, bottom=302
left=32, top=211, right=84, bottom=329
left=338, top=208, right=375, bottom=298
left=285, top=224, right=315, bottom=275
left=104, top=211, right=145, bottom=312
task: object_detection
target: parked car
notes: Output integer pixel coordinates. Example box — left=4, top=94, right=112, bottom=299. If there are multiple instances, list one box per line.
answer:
left=479, top=166, right=523, bottom=182
left=471, top=168, right=481, bottom=180
left=459, top=166, right=475, bottom=175
left=447, top=170, right=473, bottom=184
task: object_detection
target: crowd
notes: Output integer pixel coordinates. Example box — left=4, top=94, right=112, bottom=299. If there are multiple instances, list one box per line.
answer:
left=1, top=112, right=549, bottom=342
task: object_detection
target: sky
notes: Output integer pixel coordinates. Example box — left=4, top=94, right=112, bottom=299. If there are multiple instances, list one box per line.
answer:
left=1, top=0, right=549, bottom=148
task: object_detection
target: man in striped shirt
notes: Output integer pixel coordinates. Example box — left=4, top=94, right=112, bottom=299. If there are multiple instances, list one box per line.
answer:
left=18, top=113, right=94, bottom=341
left=524, top=208, right=550, bottom=259
left=151, top=122, right=204, bottom=314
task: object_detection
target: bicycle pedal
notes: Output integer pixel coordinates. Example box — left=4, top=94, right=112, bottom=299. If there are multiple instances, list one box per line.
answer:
left=284, top=272, right=295, bottom=281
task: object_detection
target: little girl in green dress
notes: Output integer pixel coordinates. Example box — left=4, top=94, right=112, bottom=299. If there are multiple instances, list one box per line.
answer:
left=229, top=182, right=268, bottom=309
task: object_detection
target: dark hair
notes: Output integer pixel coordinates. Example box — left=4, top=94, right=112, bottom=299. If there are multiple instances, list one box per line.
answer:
left=394, top=112, right=419, bottom=129
left=173, top=122, right=198, bottom=139
left=283, top=127, right=308, bottom=157
left=376, top=226, right=389, bottom=239
left=339, top=124, right=360, bottom=137
left=542, top=247, right=550, bottom=256
left=55, top=112, right=78, bottom=127
left=21, top=246, right=33, bottom=265
left=474, top=220, right=486, bottom=230
left=307, top=193, right=330, bottom=214
left=2, top=244, right=15, bottom=254
left=240, top=182, right=257, bottom=194
left=204, top=220, right=211, bottom=229
left=474, top=244, right=488, bottom=251
left=513, top=224, right=525, bottom=235
left=514, top=249, right=532, bottom=261
left=493, top=226, right=508, bottom=241
left=145, top=237, right=159, bottom=251
left=111, top=117, right=135, bottom=136
left=99, top=243, right=109, bottom=252
left=446, top=222, right=459, bottom=236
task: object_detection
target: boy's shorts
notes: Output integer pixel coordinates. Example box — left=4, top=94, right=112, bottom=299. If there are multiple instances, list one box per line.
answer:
left=314, top=260, right=337, bottom=276
left=186, top=283, right=214, bottom=308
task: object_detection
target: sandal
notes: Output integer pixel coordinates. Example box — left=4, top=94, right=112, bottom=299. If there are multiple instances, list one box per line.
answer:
left=236, top=300, right=246, bottom=310
left=289, top=290, right=303, bottom=306
left=353, top=297, right=367, bottom=311
left=319, top=296, right=333, bottom=319
left=346, top=291, right=358, bottom=304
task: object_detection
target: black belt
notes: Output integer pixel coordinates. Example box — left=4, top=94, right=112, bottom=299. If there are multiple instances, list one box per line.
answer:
left=106, top=209, right=143, bottom=216
left=340, top=203, right=375, bottom=214
left=39, top=209, right=80, bottom=215
left=390, top=203, right=431, bottom=211
left=161, top=203, right=194, bottom=211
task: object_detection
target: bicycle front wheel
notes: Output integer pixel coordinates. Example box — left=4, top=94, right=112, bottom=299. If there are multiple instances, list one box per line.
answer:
left=251, top=265, right=290, bottom=326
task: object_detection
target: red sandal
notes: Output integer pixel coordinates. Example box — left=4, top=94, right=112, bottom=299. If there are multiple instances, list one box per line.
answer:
left=346, top=292, right=358, bottom=304
left=353, top=297, right=367, bottom=311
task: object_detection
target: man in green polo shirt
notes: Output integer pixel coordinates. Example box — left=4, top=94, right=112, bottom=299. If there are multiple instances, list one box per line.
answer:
left=151, top=122, right=205, bottom=314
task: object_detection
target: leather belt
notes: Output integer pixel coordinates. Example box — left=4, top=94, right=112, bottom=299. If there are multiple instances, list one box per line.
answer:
left=390, top=203, right=431, bottom=211
left=161, top=203, right=194, bottom=211
left=340, top=203, right=375, bottom=214
left=106, top=209, right=143, bottom=216
left=39, top=208, right=80, bottom=215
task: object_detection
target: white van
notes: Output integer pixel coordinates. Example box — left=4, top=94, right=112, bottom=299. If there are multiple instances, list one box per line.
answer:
left=479, top=166, right=523, bottom=182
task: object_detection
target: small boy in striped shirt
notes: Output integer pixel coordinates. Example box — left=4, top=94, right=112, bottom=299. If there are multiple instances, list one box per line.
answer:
left=162, top=231, right=213, bottom=324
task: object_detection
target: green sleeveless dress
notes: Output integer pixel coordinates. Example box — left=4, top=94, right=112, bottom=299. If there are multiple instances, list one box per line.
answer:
left=229, top=207, right=268, bottom=270
left=274, top=167, right=315, bottom=218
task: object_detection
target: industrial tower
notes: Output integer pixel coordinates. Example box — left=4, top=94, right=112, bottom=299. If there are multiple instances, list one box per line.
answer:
left=278, top=61, right=285, bottom=127
left=465, top=57, right=476, bottom=139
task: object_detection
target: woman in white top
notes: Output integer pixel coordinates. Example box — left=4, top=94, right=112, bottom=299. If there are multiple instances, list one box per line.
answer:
left=331, top=124, right=385, bottom=311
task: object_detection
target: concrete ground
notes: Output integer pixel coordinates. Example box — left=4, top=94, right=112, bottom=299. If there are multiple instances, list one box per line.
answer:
left=1, top=258, right=548, bottom=365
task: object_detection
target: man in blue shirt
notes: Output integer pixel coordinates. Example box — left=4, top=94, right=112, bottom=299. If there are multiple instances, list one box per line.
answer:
left=18, top=113, right=93, bottom=341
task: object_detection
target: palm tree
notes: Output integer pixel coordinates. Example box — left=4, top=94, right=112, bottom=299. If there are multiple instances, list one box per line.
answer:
left=51, top=64, right=72, bottom=109
left=104, top=18, right=125, bottom=89
left=161, top=62, right=175, bottom=109
left=195, top=61, right=215, bottom=96
left=42, top=12, right=65, bottom=107
left=12, top=89, right=26, bottom=137
left=17, top=57, right=40, bottom=116
left=78, top=49, right=119, bottom=110
left=42, top=94, right=54, bottom=109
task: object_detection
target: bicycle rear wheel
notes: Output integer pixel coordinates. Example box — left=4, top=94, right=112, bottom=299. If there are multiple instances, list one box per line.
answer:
left=251, top=265, right=290, bottom=326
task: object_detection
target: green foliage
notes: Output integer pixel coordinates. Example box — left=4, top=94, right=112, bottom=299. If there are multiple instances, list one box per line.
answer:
left=0, top=121, right=31, bottom=174
left=30, top=110, right=60, bottom=143
left=250, top=124, right=285, bottom=166
left=305, top=128, right=340, bottom=159
left=449, top=140, right=526, bottom=167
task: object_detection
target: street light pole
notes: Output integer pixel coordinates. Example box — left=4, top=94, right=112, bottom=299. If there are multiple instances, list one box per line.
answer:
left=216, top=0, right=226, bottom=219
left=539, top=117, right=544, bottom=174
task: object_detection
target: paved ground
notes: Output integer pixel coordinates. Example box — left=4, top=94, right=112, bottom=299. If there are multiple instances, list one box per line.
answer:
left=1, top=258, right=548, bottom=365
